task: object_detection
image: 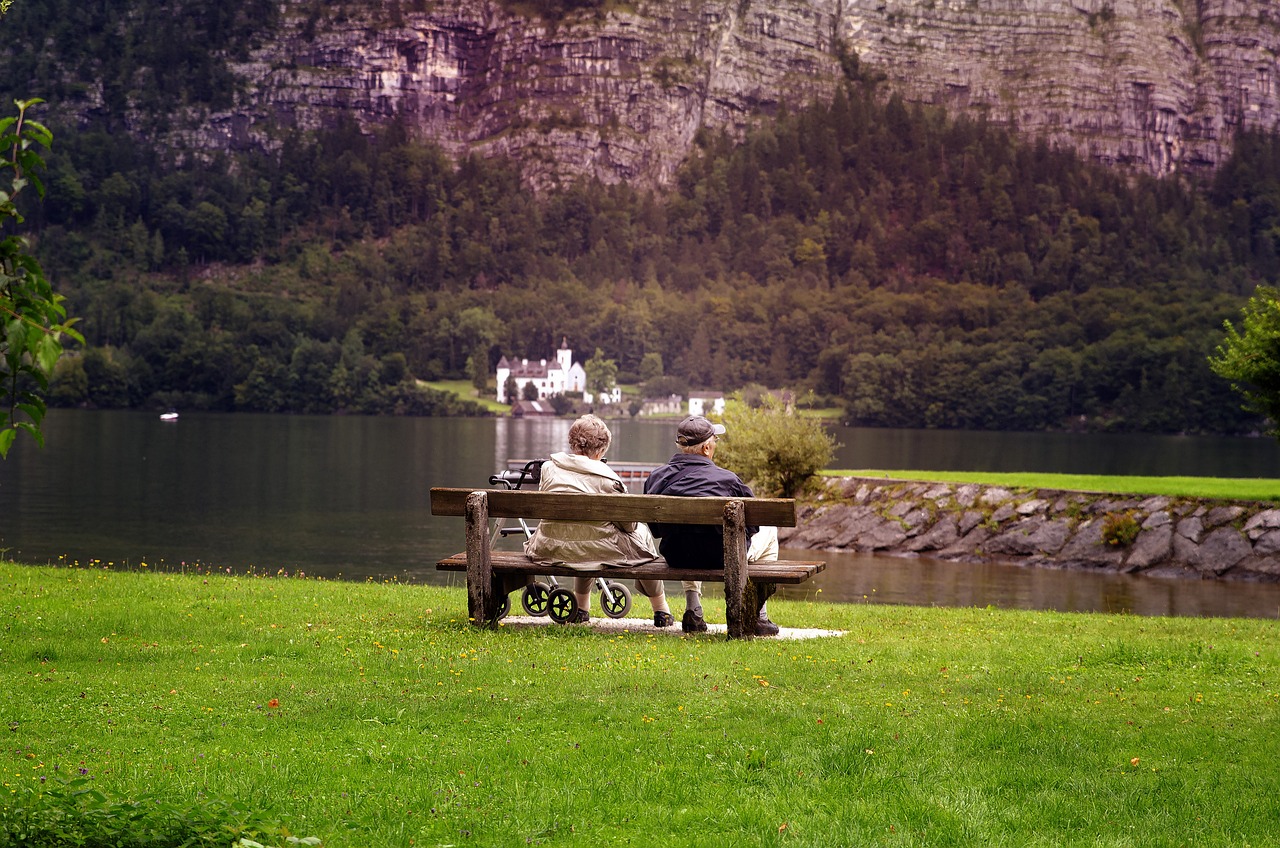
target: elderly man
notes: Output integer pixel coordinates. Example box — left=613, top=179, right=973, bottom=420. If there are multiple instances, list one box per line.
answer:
left=643, top=415, right=780, bottom=635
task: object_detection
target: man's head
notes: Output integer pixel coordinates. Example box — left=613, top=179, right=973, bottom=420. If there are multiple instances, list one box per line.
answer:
left=675, top=415, right=725, bottom=456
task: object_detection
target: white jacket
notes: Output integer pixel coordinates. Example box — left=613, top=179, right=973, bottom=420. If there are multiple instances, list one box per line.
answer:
left=523, top=452, right=660, bottom=569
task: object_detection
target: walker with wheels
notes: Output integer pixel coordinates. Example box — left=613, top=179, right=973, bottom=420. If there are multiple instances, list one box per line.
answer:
left=489, top=459, right=632, bottom=623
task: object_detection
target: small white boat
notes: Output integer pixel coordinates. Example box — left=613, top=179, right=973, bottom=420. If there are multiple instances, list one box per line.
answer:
left=160, top=410, right=179, bottom=422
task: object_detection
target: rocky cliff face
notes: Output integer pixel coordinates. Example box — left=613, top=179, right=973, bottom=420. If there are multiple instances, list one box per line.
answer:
left=166, top=0, right=1280, bottom=186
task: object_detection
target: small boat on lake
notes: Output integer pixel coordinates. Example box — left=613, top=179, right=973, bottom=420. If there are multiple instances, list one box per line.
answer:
left=160, top=410, right=179, bottom=422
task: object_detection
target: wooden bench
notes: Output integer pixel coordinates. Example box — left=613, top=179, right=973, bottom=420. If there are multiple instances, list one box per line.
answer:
left=430, top=487, right=825, bottom=639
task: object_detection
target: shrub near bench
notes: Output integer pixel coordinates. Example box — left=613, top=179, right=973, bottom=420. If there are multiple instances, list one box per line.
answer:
left=429, top=487, right=825, bottom=638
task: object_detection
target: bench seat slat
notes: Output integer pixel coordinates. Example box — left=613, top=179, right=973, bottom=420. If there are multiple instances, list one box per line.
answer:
left=430, top=487, right=798, bottom=527
left=435, top=551, right=825, bottom=585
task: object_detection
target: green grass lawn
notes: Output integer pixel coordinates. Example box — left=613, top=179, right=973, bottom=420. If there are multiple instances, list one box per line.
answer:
left=421, top=379, right=509, bottom=414
left=2, top=561, right=1277, bottom=847
left=827, top=469, right=1280, bottom=502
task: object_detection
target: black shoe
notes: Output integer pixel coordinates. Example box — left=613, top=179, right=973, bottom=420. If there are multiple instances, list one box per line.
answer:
left=756, top=614, right=780, bottom=636
left=566, top=608, right=590, bottom=624
left=682, top=609, right=708, bottom=633
left=654, top=611, right=675, bottom=628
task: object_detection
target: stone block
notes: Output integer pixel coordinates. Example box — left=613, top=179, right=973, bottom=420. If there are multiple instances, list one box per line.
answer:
left=1176, top=516, right=1204, bottom=543
left=986, top=518, right=1072, bottom=556
left=905, top=515, right=960, bottom=552
left=887, top=500, right=917, bottom=518
left=1125, top=525, right=1173, bottom=570
left=855, top=521, right=909, bottom=552
left=1227, top=555, right=1280, bottom=578
left=980, top=487, right=1014, bottom=506
left=1172, top=533, right=1202, bottom=568
left=1057, top=520, right=1126, bottom=568
left=901, top=508, right=933, bottom=531
left=1142, top=511, right=1172, bottom=530
left=1195, top=527, right=1252, bottom=575
left=1243, top=509, right=1280, bottom=540
left=1204, top=506, right=1246, bottom=529
left=958, top=510, right=987, bottom=535
left=1254, top=529, right=1280, bottom=556
left=938, top=526, right=992, bottom=559
left=828, top=506, right=884, bottom=548
left=1016, top=498, right=1050, bottom=515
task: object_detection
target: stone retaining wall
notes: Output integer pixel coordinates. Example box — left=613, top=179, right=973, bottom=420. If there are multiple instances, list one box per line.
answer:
left=778, top=477, right=1280, bottom=581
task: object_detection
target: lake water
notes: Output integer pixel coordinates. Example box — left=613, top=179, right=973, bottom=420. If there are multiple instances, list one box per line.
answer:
left=2, top=410, right=1279, bottom=619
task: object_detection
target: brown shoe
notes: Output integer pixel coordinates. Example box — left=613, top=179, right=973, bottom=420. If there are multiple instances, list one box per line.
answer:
left=654, top=611, right=675, bottom=628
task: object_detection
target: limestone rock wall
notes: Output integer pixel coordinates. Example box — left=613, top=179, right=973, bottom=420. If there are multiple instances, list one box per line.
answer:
left=781, top=476, right=1280, bottom=581
left=82, top=0, right=1280, bottom=186
left=182, top=0, right=841, bottom=189
left=839, top=0, right=1280, bottom=176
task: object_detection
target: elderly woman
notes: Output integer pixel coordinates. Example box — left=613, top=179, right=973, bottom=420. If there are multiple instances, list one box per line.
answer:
left=524, top=414, right=674, bottom=627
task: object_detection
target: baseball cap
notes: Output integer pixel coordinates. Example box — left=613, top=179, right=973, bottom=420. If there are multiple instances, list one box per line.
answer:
left=675, top=415, right=726, bottom=447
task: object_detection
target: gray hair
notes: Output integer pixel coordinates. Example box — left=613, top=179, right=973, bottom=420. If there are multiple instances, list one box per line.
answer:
left=568, top=414, right=612, bottom=456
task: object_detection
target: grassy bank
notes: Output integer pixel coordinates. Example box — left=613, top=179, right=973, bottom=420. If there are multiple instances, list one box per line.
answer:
left=2, top=561, right=1277, bottom=847
left=827, top=470, right=1280, bottom=502
left=419, top=380, right=510, bottom=414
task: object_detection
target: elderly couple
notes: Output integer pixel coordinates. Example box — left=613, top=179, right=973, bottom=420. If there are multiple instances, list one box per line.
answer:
left=523, top=413, right=780, bottom=635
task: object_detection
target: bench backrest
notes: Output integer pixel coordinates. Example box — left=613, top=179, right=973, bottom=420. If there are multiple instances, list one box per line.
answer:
left=429, top=487, right=798, bottom=527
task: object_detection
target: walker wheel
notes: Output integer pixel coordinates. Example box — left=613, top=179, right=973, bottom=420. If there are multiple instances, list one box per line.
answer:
left=547, top=588, right=577, bottom=624
left=522, top=582, right=552, bottom=617
left=600, top=581, right=632, bottom=619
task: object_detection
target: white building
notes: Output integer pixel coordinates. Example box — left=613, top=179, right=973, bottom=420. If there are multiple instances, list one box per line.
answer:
left=495, top=340, right=587, bottom=403
left=688, top=393, right=725, bottom=417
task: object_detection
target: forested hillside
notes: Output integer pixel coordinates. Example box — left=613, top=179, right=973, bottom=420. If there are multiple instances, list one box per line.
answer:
left=4, top=0, right=1280, bottom=432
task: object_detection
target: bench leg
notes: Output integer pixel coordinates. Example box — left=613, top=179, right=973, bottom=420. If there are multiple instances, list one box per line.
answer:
left=465, top=491, right=498, bottom=627
left=724, top=500, right=751, bottom=639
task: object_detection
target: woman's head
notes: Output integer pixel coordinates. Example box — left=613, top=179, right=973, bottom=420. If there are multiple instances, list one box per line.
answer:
left=568, top=414, right=612, bottom=458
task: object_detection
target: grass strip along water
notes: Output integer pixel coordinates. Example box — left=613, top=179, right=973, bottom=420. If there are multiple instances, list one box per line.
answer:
left=826, top=470, right=1280, bottom=502
left=1, top=561, right=1277, bottom=847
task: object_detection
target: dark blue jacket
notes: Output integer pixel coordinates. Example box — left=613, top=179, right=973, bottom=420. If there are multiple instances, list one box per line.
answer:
left=643, top=453, right=757, bottom=568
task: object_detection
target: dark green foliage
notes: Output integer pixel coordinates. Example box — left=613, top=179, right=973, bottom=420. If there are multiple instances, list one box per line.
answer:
left=0, top=0, right=280, bottom=122
left=716, top=396, right=838, bottom=497
left=1208, top=285, right=1280, bottom=437
left=3, top=0, right=1278, bottom=430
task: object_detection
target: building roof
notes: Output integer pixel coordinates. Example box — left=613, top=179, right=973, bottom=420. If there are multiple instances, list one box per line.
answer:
left=511, top=400, right=556, bottom=417
left=505, top=359, right=564, bottom=379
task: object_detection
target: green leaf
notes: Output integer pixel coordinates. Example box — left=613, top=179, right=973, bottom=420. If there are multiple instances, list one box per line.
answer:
left=23, top=119, right=52, bottom=149
left=0, top=428, right=15, bottom=459
left=17, top=400, right=44, bottom=426
left=36, top=332, right=61, bottom=374
left=5, top=317, right=27, bottom=354
left=15, top=420, right=44, bottom=448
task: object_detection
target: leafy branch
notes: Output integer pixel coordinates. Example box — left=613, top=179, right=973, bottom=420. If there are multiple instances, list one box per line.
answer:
left=1, top=97, right=82, bottom=457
